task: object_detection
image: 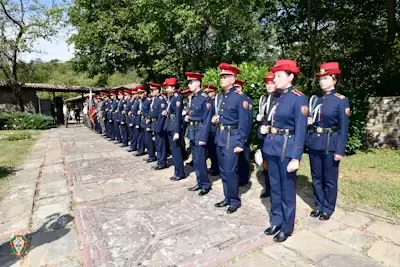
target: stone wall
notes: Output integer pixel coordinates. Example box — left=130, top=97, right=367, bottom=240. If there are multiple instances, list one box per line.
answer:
left=0, top=87, right=39, bottom=113
left=366, top=96, right=400, bottom=148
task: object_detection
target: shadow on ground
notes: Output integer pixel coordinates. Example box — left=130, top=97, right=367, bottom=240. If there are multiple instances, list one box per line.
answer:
left=0, top=166, right=14, bottom=180
left=0, top=213, right=74, bottom=267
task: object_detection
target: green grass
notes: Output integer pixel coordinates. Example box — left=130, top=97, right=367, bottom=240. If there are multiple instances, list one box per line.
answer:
left=297, top=149, right=400, bottom=218
left=0, top=130, right=42, bottom=200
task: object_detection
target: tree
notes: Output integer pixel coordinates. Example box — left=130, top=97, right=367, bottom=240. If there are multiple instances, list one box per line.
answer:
left=0, top=0, right=64, bottom=111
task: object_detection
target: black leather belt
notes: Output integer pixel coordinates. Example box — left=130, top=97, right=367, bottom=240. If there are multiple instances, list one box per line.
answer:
left=142, top=116, right=150, bottom=120
left=270, top=127, right=295, bottom=135
left=310, top=126, right=339, bottom=134
left=219, top=124, right=238, bottom=131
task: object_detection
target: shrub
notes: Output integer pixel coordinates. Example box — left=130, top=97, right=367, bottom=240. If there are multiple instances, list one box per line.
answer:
left=0, top=112, right=53, bottom=130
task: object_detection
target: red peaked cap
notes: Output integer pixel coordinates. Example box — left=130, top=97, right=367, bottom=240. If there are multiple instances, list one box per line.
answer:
left=218, top=63, right=240, bottom=75
left=263, top=72, right=275, bottom=82
left=164, top=77, right=179, bottom=87
left=136, top=85, right=146, bottom=92
left=118, top=90, right=124, bottom=95
left=123, top=89, right=131, bottom=95
left=130, top=87, right=138, bottom=94
left=315, top=62, right=341, bottom=77
left=203, top=84, right=217, bottom=91
left=110, top=90, right=117, bottom=96
left=100, top=92, right=109, bottom=96
left=234, top=80, right=245, bottom=87
left=185, top=72, right=203, bottom=80
left=180, top=88, right=191, bottom=95
left=270, top=59, right=301, bottom=75
left=162, top=91, right=168, bottom=95
left=147, top=82, right=162, bottom=89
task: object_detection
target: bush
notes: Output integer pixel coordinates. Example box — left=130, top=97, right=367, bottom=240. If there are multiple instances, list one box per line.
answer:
left=0, top=112, right=53, bottom=130
left=6, top=132, right=32, bottom=141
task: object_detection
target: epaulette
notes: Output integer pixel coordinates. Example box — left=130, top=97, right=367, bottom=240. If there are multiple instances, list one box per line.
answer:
left=159, top=96, right=163, bottom=99
left=235, top=90, right=243, bottom=95
left=292, top=89, right=303, bottom=96
left=334, top=93, right=345, bottom=99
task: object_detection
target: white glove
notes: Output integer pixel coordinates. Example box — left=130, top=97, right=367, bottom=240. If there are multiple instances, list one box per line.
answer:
left=256, top=114, right=263, bottom=122
left=173, top=133, right=179, bottom=141
left=260, top=125, right=269, bottom=135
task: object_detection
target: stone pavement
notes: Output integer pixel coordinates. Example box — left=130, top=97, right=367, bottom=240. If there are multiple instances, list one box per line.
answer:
left=0, top=124, right=399, bottom=267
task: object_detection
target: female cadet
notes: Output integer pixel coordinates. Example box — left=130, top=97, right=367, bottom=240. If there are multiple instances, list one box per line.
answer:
left=306, top=62, right=350, bottom=221
left=260, top=60, right=308, bottom=242
left=256, top=72, right=278, bottom=198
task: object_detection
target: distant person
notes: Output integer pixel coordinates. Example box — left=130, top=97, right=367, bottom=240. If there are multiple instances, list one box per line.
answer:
left=63, top=104, right=69, bottom=128
left=83, top=102, right=88, bottom=126
left=74, top=106, right=81, bottom=123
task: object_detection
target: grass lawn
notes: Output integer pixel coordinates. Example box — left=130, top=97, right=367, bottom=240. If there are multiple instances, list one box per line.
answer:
left=0, top=130, right=42, bottom=200
left=297, top=149, right=400, bottom=219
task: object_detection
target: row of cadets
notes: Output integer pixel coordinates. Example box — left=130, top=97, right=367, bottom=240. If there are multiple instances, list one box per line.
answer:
left=138, top=85, right=157, bottom=162
left=184, top=72, right=213, bottom=196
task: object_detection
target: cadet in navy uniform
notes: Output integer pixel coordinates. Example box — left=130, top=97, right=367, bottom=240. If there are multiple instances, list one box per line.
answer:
left=135, top=85, right=146, bottom=156
left=184, top=72, right=212, bottom=195
left=102, top=92, right=110, bottom=138
left=148, top=82, right=168, bottom=170
left=128, top=87, right=139, bottom=152
left=204, top=84, right=219, bottom=176
left=180, top=88, right=191, bottom=162
left=163, top=77, right=186, bottom=180
left=140, top=86, right=156, bottom=162
left=212, top=63, right=249, bottom=214
left=126, top=88, right=135, bottom=151
left=256, top=72, right=277, bottom=198
left=306, top=62, right=350, bottom=221
left=108, top=91, right=117, bottom=140
left=234, top=79, right=253, bottom=187
left=119, top=90, right=130, bottom=147
left=100, top=92, right=108, bottom=136
left=261, top=59, right=308, bottom=242
left=113, top=90, right=123, bottom=144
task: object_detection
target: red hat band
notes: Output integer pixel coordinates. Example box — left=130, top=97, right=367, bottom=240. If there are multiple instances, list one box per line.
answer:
left=147, top=82, right=161, bottom=89
left=185, top=72, right=203, bottom=80
left=264, top=72, right=275, bottom=82
left=234, top=80, right=245, bottom=87
left=270, top=59, right=301, bottom=75
left=164, top=78, right=179, bottom=87
left=316, top=62, right=341, bottom=77
left=218, top=63, right=240, bottom=75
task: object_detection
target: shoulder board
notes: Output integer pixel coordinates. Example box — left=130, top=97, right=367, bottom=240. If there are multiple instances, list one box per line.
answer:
left=201, top=93, right=208, bottom=97
left=292, top=90, right=303, bottom=96
left=235, top=90, right=243, bottom=95
left=159, top=96, right=163, bottom=99
left=334, top=93, right=345, bottom=99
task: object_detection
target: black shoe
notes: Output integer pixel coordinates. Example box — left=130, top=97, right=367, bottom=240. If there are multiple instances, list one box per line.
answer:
left=273, top=232, right=291, bottom=242
left=113, top=141, right=119, bottom=144
left=127, top=149, right=134, bottom=152
left=169, top=175, right=177, bottom=180
left=120, top=144, right=128, bottom=147
left=319, top=212, right=331, bottom=221
left=153, top=165, right=167, bottom=170
left=227, top=205, right=240, bottom=214
left=264, top=225, right=281, bottom=235
left=146, top=158, right=157, bottom=163
left=310, top=209, right=321, bottom=218
left=135, top=153, right=145, bottom=157
left=239, top=182, right=248, bottom=187
left=188, top=185, right=201, bottom=191
left=260, top=191, right=271, bottom=198
left=214, top=200, right=229, bottom=208
left=208, top=169, right=220, bottom=176
left=187, top=161, right=193, bottom=166
left=171, top=176, right=185, bottom=181
left=198, top=188, right=211, bottom=196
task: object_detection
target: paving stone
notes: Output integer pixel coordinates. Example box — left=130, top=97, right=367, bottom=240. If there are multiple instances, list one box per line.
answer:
left=32, top=203, right=70, bottom=230
left=73, top=183, right=103, bottom=203
left=226, top=250, right=283, bottom=267
left=0, top=202, right=32, bottom=224
left=64, top=154, right=83, bottom=163
left=325, top=227, right=377, bottom=252
left=100, top=178, right=136, bottom=197
left=0, top=256, right=23, bottom=267
left=333, top=209, right=372, bottom=228
left=0, top=216, right=30, bottom=237
left=298, top=216, right=345, bottom=233
left=82, top=153, right=101, bottom=160
left=41, top=173, right=67, bottom=185
left=284, top=230, right=382, bottom=267
left=367, top=240, right=400, bottom=267
left=37, top=195, right=71, bottom=206
left=367, top=221, right=400, bottom=245
left=39, top=181, right=68, bottom=198
left=27, top=229, right=78, bottom=267
left=56, top=259, right=84, bottom=267
left=262, top=244, right=316, bottom=267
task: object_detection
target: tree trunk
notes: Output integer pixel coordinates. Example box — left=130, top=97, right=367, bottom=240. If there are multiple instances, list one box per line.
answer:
left=384, top=0, right=396, bottom=69
left=11, top=84, right=24, bottom=112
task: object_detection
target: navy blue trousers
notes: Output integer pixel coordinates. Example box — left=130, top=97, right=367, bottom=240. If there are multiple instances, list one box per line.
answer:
left=217, top=147, right=240, bottom=207
left=267, top=155, right=296, bottom=234
left=261, top=151, right=271, bottom=194
left=155, top=131, right=167, bottom=168
left=191, top=140, right=211, bottom=189
left=113, top=120, right=121, bottom=142
left=144, top=128, right=156, bottom=159
left=120, top=123, right=128, bottom=145
left=207, top=132, right=219, bottom=173
left=308, top=149, right=340, bottom=215
left=168, top=132, right=185, bottom=178
left=136, top=126, right=145, bottom=154
left=238, top=142, right=251, bottom=185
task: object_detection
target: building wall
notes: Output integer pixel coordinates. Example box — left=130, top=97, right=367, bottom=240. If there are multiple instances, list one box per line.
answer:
left=366, top=96, right=400, bottom=148
left=0, top=87, right=38, bottom=113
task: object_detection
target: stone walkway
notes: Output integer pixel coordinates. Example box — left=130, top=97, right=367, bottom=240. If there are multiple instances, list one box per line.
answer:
left=0, top=124, right=400, bottom=267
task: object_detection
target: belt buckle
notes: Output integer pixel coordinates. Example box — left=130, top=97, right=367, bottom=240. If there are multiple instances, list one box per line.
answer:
left=271, top=127, right=277, bottom=134
left=220, top=125, right=225, bottom=131
left=190, top=121, right=194, bottom=126
left=317, top=127, right=323, bottom=133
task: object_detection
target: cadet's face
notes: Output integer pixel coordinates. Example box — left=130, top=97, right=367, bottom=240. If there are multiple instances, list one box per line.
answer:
left=118, top=94, right=123, bottom=99
left=235, top=85, right=242, bottom=92
left=166, top=86, right=175, bottom=93
left=151, top=89, right=157, bottom=97
left=208, top=91, right=215, bottom=98
left=319, top=75, right=335, bottom=91
left=266, top=81, right=277, bottom=93
left=220, top=74, right=235, bottom=89
left=188, top=80, right=200, bottom=91
left=273, top=71, right=293, bottom=89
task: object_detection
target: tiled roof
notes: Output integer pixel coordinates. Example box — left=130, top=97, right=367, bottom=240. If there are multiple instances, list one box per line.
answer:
left=0, top=82, right=106, bottom=92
